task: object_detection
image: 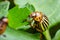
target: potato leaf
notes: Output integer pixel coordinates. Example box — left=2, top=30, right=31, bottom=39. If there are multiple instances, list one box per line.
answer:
left=0, top=27, right=40, bottom=40
left=0, top=1, right=9, bottom=18
left=52, top=30, right=60, bottom=40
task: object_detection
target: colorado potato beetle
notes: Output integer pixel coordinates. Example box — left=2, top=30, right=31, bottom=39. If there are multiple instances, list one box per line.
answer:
left=0, top=17, right=8, bottom=35
left=28, top=12, right=49, bottom=33
left=23, top=11, right=49, bottom=40
left=28, top=12, right=49, bottom=40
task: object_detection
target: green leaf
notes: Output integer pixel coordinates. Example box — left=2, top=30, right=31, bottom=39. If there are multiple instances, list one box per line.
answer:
left=14, top=0, right=60, bottom=29
left=0, top=27, right=40, bottom=40
left=14, top=0, right=28, bottom=8
left=0, top=1, right=10, bottom=18
left=52, top=29, right=60, bottom=40
left=25, top=3, right=35, bottom=12
left=8, top=5, right=35, bottom=30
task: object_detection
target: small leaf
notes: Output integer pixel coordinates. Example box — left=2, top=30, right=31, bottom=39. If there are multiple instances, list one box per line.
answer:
left=52, top=29, right=60, bottom=40
left=14, top=0, right=28, bottom=8
left=0, top=1, right=10, bottom=18
left=8, top=5, right=34, bottom=29
left=25, top=3, right=35, bottom=12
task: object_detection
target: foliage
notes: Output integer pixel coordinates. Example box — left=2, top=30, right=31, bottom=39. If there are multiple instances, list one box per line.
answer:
left=0, top=1, right=9, bottom=18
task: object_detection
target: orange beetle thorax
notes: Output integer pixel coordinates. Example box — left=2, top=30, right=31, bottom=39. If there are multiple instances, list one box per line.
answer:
left=30, top=12, right=43, bottom=22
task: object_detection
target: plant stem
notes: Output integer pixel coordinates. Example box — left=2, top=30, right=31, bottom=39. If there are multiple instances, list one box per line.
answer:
left=43, top=30, right=51, bottom=40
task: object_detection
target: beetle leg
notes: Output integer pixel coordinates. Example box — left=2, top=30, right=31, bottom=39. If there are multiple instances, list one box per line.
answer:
left=40, top=33, right=43, bottom=40
left=30, top=20, right=35, bottom=28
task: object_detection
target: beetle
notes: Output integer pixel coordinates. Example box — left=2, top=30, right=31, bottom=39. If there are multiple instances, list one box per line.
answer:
left=26, top=12, right=49, bottom=40
left=28, top=12, right=49, bottom=33
left=0, top=17, right=8, bottom=35
left=22, top=11, right=49, bottom=40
